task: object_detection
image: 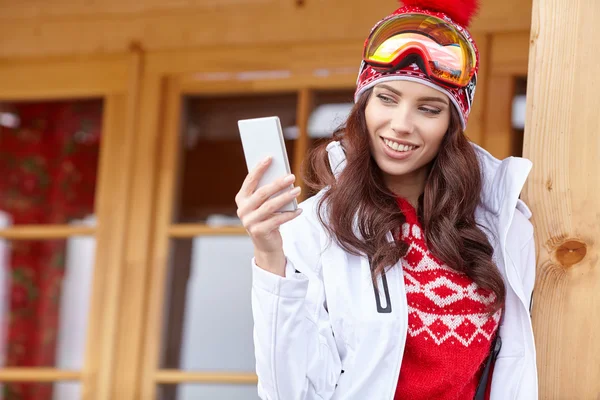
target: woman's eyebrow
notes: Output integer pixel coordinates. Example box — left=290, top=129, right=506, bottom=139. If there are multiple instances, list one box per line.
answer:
left=377, top=84, right=449, bottom=105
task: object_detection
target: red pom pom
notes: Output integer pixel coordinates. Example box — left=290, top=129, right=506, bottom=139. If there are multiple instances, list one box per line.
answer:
left=401, top=0, right=479, bottom=27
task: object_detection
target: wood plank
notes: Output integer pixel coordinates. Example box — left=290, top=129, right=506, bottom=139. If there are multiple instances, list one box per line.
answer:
left=294, top=88, right=314, bottom=200
left=148, top=40, right=363, bottom=78
left=155, top=370, right=257, bottom=385
left=0, top=225, right=95, bottom=239
left=490, top=31, right=531, bottom=76
left=0, top=0, right=531, bottom=58
left=83, top=51, right=143, bottom=400
left=178, top=71, right=357, bottom=96
left=0, top=368, right=80, bottom=382
left=483, top=75, right=515, bottom=159
left=0, top=53, right=134, bottom=400
left=107, top=53, right=157, bottom=400
left=0, top=0, right=271, bottom=17
left=136, top=76, right=182, bottom=400
left=168, top=225, right=247, bottom=237
left=522, top=0, right=600, bottom=397
left=0, top=55, right=129, bottom=100
left=464, top=33, right=490, bottom=146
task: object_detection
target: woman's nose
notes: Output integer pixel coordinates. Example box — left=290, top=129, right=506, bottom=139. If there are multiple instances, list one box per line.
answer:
left=389, top=106, right=415, bottom=135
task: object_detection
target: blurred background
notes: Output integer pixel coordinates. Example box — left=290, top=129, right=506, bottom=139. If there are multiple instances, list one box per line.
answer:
left=0, top=0, right=533, bottom=399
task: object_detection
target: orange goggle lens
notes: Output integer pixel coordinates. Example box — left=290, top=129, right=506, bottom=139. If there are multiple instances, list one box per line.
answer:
left=363, top=13, right=477, bottom=87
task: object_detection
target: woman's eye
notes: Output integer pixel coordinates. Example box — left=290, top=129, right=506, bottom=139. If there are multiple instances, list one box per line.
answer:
left=420, top=107, right=441, bottom=115
left=377, top=94, right=394, bottom=103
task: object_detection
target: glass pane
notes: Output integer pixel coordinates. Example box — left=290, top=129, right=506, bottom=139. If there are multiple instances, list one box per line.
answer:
left=0, top=381, right=81, bottom=400
left=158, top=384, right=259, bottom=400
left=308, top=89, right=354, bottom=140
left=305, top=89, right=354, bottom=197
left=52, top=381, right=81, bottom=400
left=511, top=77, right=527, bottom=157
left=0, top=99, right=103, bottom=225
left=0, top=232, right=96, bottom=370
left=160, top=236, right=255, bottom=372
left=173, top=93, right=297, bottom=223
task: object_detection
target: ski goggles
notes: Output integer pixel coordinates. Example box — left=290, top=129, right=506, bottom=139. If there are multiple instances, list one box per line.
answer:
left=362, top=13, right=477, bottom=88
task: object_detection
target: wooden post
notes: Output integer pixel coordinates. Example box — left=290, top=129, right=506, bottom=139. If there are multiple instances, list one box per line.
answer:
left=522, top=0, right=600, bottom=397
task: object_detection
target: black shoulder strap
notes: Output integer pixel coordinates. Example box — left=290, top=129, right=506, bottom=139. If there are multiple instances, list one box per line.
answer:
left=474, top=334, right=502, bottom=400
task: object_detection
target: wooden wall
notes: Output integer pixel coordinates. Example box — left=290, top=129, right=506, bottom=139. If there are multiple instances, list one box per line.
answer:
left=0, top=0, right=531, bottom=57
left=0, top=0, right=534, bottom=162
left=0, top=1, right=546, bottom=399
left=522, top=0, right=600, bottom=397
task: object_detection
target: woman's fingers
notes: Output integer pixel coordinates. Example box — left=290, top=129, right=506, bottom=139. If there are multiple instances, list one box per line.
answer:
left=237, top=173, right=296, bottom=217
left=256, top=186, right=301, bottom=215
left=249, top=207, right=303, bottom=238
left=241, top=185, right=301, bottom=228
left=236, top=156, right=272, bottom=202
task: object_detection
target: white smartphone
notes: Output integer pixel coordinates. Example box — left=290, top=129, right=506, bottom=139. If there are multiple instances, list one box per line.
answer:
left=238, top=116, right=298, bottom=212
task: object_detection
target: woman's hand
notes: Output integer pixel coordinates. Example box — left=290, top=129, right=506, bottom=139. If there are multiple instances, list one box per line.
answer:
left=235, top=156, right=303, bottom=276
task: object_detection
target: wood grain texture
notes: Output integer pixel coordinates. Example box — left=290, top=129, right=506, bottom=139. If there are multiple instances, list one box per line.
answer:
left=490, top=31, right=531, bottom=76
left=0, top=0, right=530, bottom=58
left=0, top=368, right=80, bottom=382
left=464, top=33, right=490, bottom=146
left=0, top=225, right=94, bottom=239
left=87, top=52, right=143, bottom=400
left=168, top=224, right=247, bottom=237
left=294, top=88, right=314, bottom=198
left=136, top=76, right=182, bottom=400
left=483, top=75, right=515, bottom=159
left=0, top=55, right=129, bottom=100
left=522, top=0, right=600, bottom=397
left=107, top=63, right=165, bottom=400
left=155, top=370, right=257, bottom=384
left=0, top=54, right=134, bottom=399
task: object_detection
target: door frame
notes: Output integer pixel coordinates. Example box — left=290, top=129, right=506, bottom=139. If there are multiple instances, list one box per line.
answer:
left=0, top=51, right=141, bottom=400
left=133, top=43, right=358, bottom=399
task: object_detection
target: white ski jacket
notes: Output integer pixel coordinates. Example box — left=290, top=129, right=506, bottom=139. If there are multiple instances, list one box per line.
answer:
left=251, top=141, right=538, bottom=400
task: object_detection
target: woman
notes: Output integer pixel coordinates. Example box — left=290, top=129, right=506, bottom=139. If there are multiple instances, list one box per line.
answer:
left=235, top=0, right=538, bottom=399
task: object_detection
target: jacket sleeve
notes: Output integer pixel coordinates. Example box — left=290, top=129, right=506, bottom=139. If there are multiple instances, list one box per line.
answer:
left=517, top=233, right=539, bottom=399
left=520, top=227, right=536, bottom=314
left=251, top=204, right=342, bottom=400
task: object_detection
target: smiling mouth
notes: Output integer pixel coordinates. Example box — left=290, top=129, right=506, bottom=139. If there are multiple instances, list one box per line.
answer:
left=381, top=138, right=419, bottom=153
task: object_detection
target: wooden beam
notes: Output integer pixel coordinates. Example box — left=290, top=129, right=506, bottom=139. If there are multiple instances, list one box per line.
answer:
left=109, top=58, right=164, bottom=400
left=154, top=370, right=257, bottom=385
left=294, top=88, right=314, bottom=198
left=0, top=368, right=80, bottom=382
left=0, top=225, right=94, bottom=240
left=490, top=32, right=531, bottom=76
left=135, top=76, right=182, bottom=400
left=84, top=50, right=143, bottom=400
left=0, top=0, right=531, bottom=58
left=178, top=72, right=356, bottom=97
left=168, top=225, right=247, bottom=237
left=483, top=75, right=515, bottom=159
left=0, top=55, right=129, bottom=100
left=522, top=0, right=600, bottom=397
left=464, top=33, right=490, bottom=146
left=0, top=53, right=134, bottom=400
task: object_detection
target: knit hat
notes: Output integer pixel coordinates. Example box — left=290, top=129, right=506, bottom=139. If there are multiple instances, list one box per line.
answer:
left=355, top=0, right=480, bottom=130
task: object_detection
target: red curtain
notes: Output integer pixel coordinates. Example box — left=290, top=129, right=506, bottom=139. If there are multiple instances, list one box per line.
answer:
left=0, top=100, right=102, bottom=399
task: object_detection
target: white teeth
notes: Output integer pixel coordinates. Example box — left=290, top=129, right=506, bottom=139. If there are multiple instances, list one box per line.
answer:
left=384, top=139, right=415, bottom=153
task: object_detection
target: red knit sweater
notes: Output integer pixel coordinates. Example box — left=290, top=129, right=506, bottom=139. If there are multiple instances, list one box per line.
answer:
left=394, top=198, right=501, bottom=400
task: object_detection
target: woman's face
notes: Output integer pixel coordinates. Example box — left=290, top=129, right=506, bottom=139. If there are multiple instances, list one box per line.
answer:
left=365, top=80, right=451, bottom=181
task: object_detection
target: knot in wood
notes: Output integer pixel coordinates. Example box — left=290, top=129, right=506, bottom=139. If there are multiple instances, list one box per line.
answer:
left=555, top=240, right=587, bottom=268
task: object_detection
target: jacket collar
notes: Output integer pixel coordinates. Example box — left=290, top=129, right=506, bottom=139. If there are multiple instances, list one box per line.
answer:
left=325, top=140, right=532, bottom=217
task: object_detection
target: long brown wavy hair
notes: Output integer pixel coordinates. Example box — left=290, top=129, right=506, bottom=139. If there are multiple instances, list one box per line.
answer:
left=304, top=88, right=505, bottom=313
